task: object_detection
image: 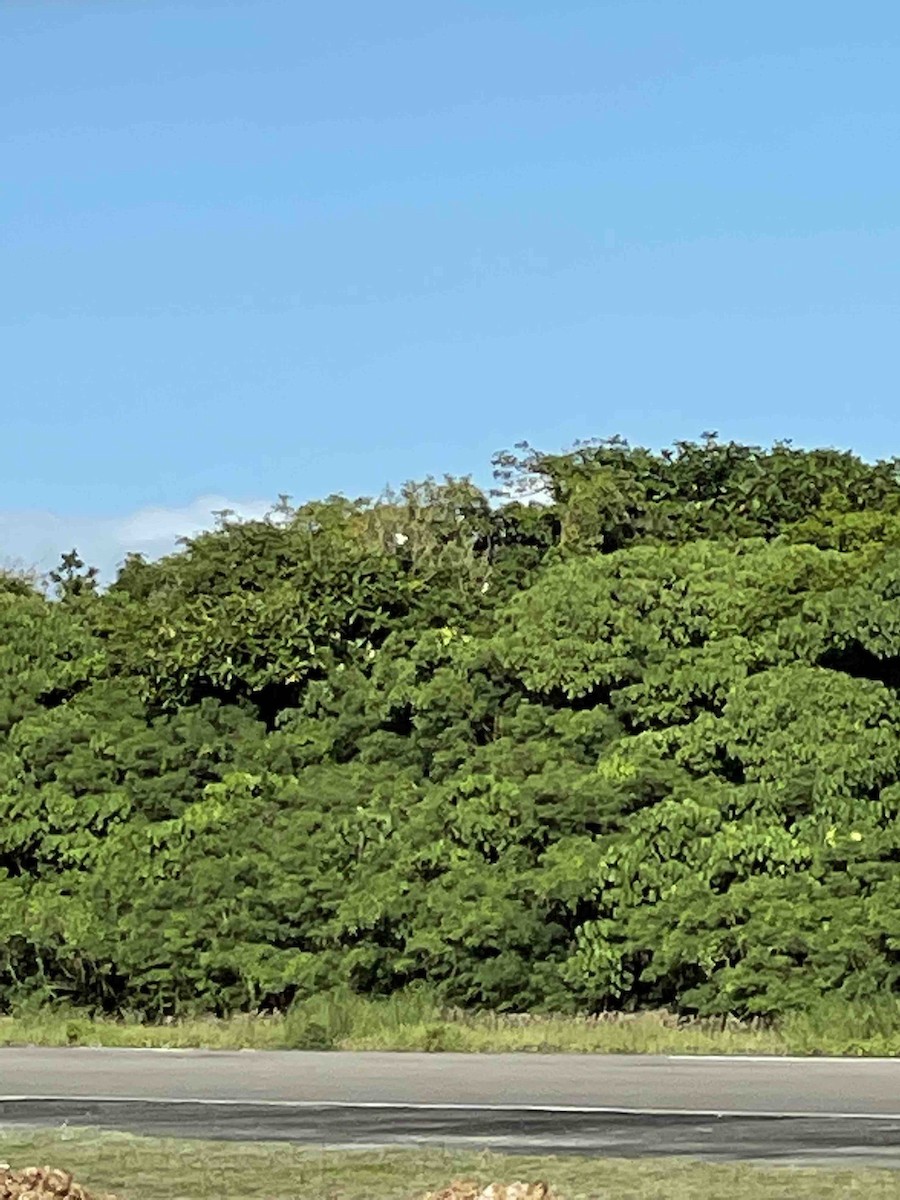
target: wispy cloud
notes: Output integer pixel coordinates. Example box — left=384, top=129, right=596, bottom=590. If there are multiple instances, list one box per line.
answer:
left=0, top=495, right=273, bottom=584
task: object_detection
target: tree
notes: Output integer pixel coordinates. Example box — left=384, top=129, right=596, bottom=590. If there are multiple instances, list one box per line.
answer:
left=49, top=550, right=99, bottom=603
left=4, top=436, right=900, bottom=1021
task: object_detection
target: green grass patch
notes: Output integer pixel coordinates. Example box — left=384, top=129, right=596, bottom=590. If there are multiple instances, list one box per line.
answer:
left=2, top=1127, right=900, bottom=1200
left=2, top=991, right=899, bottom=1056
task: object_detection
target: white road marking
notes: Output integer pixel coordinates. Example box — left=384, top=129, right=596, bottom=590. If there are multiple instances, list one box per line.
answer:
left=1, top=1096, right=900, bottom=1120
left=666, top=1055, right=900, bottom=1064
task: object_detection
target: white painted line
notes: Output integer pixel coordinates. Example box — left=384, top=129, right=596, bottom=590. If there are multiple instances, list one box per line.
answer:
left=2, top=1096, right=900, bottom=1121
left=666, top=1055, right=900, bottom=1064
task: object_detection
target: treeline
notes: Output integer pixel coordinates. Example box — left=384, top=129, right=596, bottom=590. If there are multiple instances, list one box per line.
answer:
left=2, top=435, right=900, bottom=1019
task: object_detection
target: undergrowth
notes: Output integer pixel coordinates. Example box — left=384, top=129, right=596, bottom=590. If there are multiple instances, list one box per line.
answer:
left=1, top=990, right=898, bottom=1056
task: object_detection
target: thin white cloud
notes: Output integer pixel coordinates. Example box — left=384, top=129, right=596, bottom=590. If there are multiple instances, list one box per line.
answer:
left=0, top=495, right=273, bottom=585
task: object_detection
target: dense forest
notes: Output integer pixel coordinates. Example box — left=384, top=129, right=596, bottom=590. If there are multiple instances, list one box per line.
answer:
left=2, top=435, right=900, bottom=1021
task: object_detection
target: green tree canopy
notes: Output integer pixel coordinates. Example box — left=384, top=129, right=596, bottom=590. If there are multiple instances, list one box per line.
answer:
left=3, top=435, right=900, bottom=1019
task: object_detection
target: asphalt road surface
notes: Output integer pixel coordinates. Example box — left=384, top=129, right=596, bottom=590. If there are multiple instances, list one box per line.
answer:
left=2, top=1049, right=900, bottom=1167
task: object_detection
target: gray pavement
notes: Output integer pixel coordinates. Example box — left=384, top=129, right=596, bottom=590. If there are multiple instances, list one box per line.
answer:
left=2, top=1049, right=900, bottom=1166
left=2, top=1048, right=900, bottom=1114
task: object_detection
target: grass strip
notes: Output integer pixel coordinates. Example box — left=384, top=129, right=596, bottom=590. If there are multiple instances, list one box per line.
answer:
left=1, top=1128, right=899, bottom=1200
left=1, top=991, right=899, bottom=1056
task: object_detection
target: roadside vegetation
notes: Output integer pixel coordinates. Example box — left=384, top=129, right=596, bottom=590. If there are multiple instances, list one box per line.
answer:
left=4, top=1129, right=900, bottom=1200
left=3, top=435, right=900, bottom=1042
left=2, top=992, right=900, bottom=1055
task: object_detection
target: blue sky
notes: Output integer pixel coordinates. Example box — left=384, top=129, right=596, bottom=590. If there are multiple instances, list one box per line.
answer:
left=3, top=1, right=899, bottom=578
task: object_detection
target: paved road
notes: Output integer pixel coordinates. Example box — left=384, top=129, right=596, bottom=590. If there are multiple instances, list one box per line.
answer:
left=2, top=1049, right=900, bottom=1166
